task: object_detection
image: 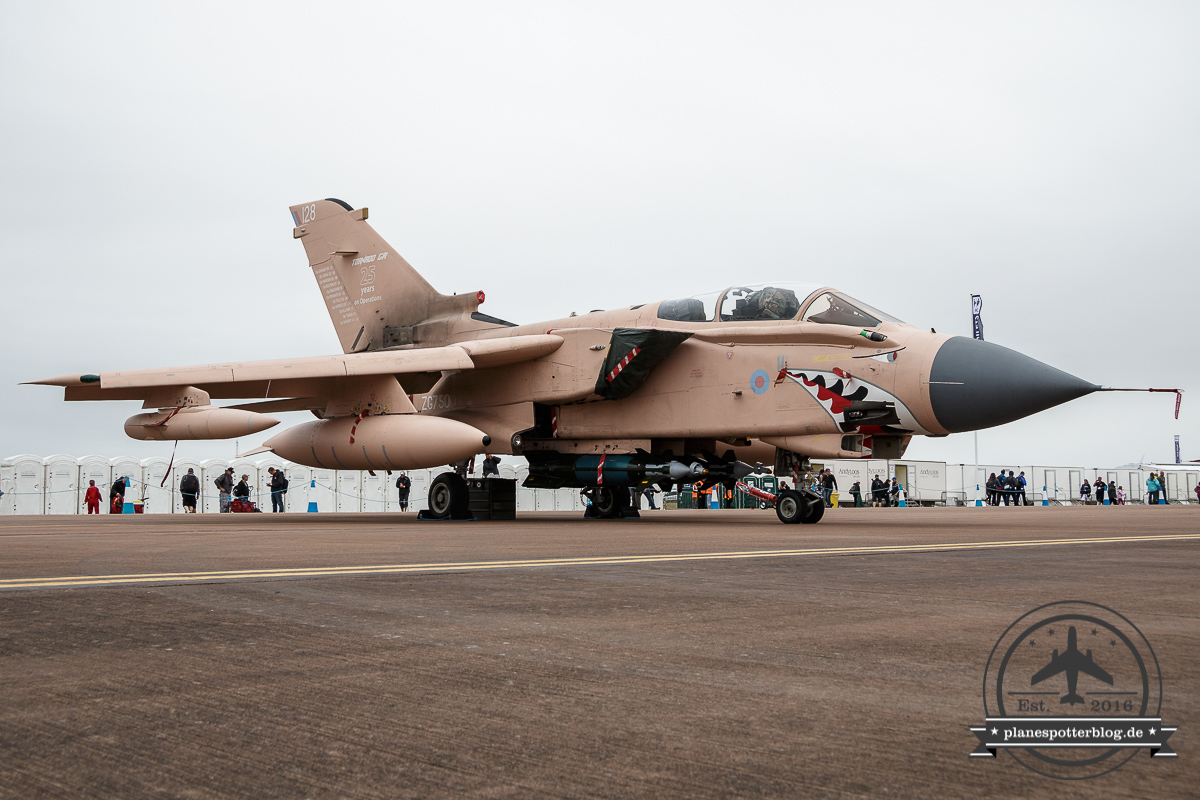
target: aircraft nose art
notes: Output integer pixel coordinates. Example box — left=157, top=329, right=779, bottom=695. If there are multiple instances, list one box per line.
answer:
left=928, top=336, right=1098, bottom=433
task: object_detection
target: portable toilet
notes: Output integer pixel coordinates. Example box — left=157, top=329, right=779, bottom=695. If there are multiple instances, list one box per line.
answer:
left=271, top=465, right=307, bottom=512
left=360, top=470, right=391, bottom=513
left=168, top=458, right=203, bottom=513
left=297, top=467, right=334, bottom=513
left=335, top=470, right=362, bottom=512
left=514, top=473, right=536, bottom=512
left=140, top=457, right=174, bottom=514
left=0, top=461, right=13, bottom=515
left=200, top=459, right=233, bottom=513
left=399, top=469, right=426, bottom=513
left=109, top=456, right=143, bottom=511
left=254, top=458, right=289, bottom=511
left=2, top=455, right=44, bottom=515
left=44, top=454, right=80, bottom=515
left=760, top=475, right=779, bottom=500
left=552, top=487, right=573, bottom=511
left=231, top=460, right=261, bottom=508
left=78, top=456, right=112, bottom=510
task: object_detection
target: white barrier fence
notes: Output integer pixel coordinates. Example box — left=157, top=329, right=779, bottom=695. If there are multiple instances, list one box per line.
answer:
left=0, top=455, right=589, bottom=515
left=2, top=454, right=1195, bottom=515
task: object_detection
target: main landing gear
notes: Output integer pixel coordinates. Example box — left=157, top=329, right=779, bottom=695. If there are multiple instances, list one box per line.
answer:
left=425, top=473, right=471, bottom=520
left=774, top=488, right=825, bottom=525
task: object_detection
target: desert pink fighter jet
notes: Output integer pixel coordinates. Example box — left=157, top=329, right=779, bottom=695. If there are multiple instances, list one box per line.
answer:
left=30, top=199, right=1101, bottom=524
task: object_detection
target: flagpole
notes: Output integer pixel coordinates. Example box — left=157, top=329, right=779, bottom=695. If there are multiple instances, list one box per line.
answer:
left=974, top=430, right=981, bottom=507
left=971, top=293, right=984, bottom=506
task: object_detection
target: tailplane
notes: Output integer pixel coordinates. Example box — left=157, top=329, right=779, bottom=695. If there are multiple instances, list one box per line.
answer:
left=288, top=198, right=483, bottom=353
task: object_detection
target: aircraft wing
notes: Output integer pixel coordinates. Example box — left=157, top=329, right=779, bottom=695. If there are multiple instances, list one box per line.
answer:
left=1030, top=655, right=1065, bottom=686
left=1075, top=656, right=1115, bottom=685
left=28, top=334, right=564, bottom=402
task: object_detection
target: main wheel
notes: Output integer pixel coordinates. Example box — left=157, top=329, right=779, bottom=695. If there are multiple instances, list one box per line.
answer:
left=428, top=473, right=469, bottom=519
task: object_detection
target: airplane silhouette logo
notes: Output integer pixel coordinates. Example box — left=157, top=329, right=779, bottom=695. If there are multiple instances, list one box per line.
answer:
left=1030, top=626, right=1114, bottom=705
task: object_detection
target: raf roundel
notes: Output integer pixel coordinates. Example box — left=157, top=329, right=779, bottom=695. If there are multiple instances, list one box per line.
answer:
left=750, top=369, right=770, bottom=395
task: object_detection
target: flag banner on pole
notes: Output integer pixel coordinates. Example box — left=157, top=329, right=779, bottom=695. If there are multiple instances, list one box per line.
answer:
left=971, top=295, right=985, bottom=341
left=1176, top=435, right=1181, bottom=464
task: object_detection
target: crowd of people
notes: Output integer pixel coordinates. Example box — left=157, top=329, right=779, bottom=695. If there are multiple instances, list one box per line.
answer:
left=984, top=470, right=1029, bottom=505
left=1076, top=471, right=1180, bottom=505
left=1078, top=477, right=1124, bottom=505
left=21, top=462, right=1196, bottom=515
left=844, top=474, right=903, bottom=507
left=171, top=466, right=291, bottom=513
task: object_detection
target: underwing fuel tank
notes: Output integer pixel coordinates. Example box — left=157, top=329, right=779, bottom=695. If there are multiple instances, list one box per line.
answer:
left=124, top=406, right=280, bottom=441
left=263, top=414, right=491, bottom=470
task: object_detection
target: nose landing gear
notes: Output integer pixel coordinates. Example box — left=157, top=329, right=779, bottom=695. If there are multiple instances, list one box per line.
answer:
left=583, top=486, right=639, bottom=519
left=774, top=488, right=825, bottom=524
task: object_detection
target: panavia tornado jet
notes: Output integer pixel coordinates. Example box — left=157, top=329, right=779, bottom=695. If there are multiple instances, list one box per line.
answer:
left=29, top=198, right=1103, bottom=523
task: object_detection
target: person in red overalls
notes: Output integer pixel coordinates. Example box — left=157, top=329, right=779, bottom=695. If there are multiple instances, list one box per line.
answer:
left=84, top=480, right=102, bottom=514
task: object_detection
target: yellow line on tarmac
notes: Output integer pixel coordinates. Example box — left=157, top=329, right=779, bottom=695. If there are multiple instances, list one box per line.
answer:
left=2, top=533, right=1198, bottom=591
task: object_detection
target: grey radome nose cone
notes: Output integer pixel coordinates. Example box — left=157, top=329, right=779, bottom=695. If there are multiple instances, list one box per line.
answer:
left=929, top=337, right=1099, bottom=433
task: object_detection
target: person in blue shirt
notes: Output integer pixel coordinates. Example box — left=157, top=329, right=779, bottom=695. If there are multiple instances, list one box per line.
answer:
left=1145, top=474, right=1160, bottom=505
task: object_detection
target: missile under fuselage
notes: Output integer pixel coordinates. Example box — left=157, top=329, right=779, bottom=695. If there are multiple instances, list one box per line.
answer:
left=523, top=453, right=761, bottom=489
left=263, top=413, right=491, bottom=471
left=125, top=406, right=280, bottom=441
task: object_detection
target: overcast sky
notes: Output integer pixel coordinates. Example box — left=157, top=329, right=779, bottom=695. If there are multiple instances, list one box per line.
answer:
left=2, top=1, right=1196, bottom=469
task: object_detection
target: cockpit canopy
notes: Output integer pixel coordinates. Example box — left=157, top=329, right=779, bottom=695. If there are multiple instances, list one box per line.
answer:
left=656, top=283, right=904, bottom=327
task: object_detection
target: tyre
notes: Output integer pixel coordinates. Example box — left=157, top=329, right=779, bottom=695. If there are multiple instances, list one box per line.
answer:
left=800, top=494, right=825, bottom=524
left=775, top=489, right=804, bottom=524
left=593, top=486, right=618, bottom=518
left=613, top=487, right=632, bottom=517
left=428, top=473, right=469, bottom=519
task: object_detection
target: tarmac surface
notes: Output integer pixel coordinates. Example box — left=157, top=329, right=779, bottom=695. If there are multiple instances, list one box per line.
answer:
left=0, top=506, right=1197, bottom=798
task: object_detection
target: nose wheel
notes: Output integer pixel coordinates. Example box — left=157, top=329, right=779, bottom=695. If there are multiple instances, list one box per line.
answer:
left=775, top=488, right=825, bottom=524
left=584, top=486, right=637, bottom=519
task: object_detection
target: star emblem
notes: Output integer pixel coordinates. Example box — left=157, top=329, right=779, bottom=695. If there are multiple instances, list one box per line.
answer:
left=1150, top=728, right=1157, bottom=735
left=1048, top=628, right=1055, bottom=636
left=991, top=727, right=998, bottom=735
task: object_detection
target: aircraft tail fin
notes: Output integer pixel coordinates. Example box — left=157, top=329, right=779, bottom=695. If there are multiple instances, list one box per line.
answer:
left=288, top=199, right=483, bottom=353
left=1060, top=693, right=1084, bottom=706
